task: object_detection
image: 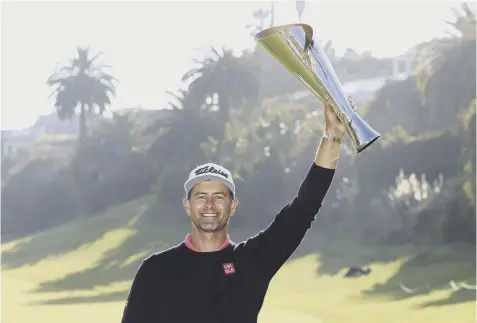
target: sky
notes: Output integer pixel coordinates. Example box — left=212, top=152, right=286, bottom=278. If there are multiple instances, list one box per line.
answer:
left=0, top=0, right=467, bottom=131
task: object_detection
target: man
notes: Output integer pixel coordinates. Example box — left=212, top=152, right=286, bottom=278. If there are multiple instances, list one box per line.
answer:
left=122, top=101, right=345, bottom=323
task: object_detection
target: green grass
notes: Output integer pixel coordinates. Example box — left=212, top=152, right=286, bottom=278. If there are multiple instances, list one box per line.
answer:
left=2, top=195, right=476, bottom=323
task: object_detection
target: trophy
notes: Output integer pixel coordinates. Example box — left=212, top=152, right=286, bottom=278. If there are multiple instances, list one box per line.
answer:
left=255, top=23, right=380, bottom=153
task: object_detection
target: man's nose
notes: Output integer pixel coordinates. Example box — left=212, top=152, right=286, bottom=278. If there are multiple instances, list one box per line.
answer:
left=203, top=197, right=216, bottom=208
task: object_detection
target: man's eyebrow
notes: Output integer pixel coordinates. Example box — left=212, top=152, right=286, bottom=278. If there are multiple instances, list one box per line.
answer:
left=193, top=191, right=226, bottom=196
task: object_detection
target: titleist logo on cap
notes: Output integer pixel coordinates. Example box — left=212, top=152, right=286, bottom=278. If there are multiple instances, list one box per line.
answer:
left=194, top=166, right=228, bottom=178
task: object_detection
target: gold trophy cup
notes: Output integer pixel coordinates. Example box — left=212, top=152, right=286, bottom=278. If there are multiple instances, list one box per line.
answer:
left=255, top=23, right=380, bottom=153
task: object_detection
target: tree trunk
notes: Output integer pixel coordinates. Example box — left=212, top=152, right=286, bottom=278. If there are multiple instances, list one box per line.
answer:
left=216, top=95, right=230, bottom=164
left=79, top=103, right=87, bottom=142
left=270, top=2, right=275, bottom=27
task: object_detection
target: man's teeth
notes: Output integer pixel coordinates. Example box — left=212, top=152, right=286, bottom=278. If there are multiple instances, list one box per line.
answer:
left=202, top=213, right=217, bottom=217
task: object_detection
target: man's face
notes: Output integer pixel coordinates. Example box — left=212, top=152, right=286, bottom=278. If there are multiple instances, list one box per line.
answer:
left=183, top=180, right=238, bottom=233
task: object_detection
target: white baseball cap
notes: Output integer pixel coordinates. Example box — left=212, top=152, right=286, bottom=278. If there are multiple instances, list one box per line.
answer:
left=184, top=163, right=235, bottom=197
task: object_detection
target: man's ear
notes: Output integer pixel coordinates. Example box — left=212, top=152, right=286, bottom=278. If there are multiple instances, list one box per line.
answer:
left=230, top=199, right=239, bottom=217
left=183, top=199, right=191, bottom=217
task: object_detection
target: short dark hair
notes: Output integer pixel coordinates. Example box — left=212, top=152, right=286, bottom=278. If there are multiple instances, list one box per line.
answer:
left=187, top=189, right=234, bottom=200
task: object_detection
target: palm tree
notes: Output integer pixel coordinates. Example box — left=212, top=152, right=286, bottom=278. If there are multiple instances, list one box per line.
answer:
left=181, top=46, right=260, bottom=161
left=415, top=3, right=476, bottom=128
left=141, top=89, right=218, bottom=204
left=296, top=0, right=305, bottom=22
left=246, top=8, right=271, bottom=36
left=47, top=46, right=117, bottom=142
left=145, top=89, right=215, bottom=170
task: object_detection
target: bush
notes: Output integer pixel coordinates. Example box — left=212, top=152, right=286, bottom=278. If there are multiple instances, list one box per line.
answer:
left=1, top=158, right=77, bottom=238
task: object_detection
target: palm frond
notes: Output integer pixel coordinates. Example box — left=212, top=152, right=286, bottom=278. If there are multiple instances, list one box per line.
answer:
left=415, top=2, right=476, bottom=99
left=46, top=46, right=118, bottom=136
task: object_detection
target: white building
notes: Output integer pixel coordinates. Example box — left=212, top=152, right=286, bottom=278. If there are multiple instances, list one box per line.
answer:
left=391, top=47, right=418, bottom=81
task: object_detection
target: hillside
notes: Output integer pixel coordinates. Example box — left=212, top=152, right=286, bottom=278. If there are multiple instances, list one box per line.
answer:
left=2, top=195, right=475, bottom=323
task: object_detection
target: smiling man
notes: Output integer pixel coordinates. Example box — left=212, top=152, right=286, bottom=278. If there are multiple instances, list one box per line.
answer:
left=122, top=101, right=344, bottom=323
left=182, top=164, right=238, bottom=251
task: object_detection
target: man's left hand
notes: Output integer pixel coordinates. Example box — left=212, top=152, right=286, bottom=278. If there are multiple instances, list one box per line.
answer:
left=324, top=97, right=356, bottom=138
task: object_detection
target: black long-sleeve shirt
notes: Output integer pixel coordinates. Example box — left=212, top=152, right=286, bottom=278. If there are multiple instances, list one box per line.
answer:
left=121, top=163, right=335, bottom=323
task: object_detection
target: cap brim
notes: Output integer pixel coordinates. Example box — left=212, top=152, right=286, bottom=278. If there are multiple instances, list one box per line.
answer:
left=184, top=174, right=235, bottom=197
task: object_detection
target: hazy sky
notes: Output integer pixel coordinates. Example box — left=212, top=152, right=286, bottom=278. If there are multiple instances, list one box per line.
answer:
left=1, top=0, right=464, bottom=130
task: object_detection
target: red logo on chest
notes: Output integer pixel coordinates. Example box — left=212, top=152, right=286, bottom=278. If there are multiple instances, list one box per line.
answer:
left=222, top=263, right=236, bottom=275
